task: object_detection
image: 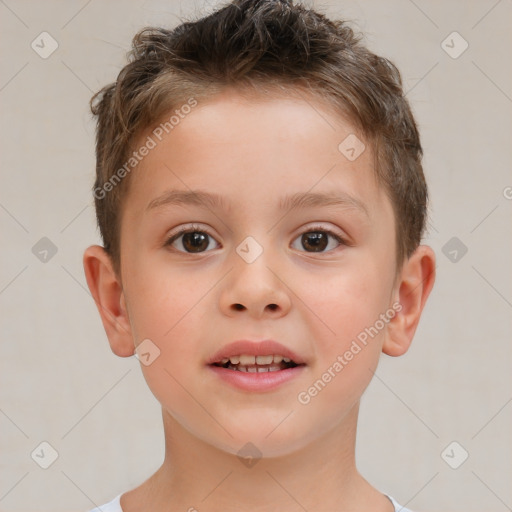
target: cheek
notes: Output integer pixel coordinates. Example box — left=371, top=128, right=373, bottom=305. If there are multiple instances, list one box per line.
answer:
left=129, top=279, right=206, bottom=417
left=300, top=261, right=388, bottom=344
left=124, top=264, right=206, bottom=370
left=295, top=272, right=385, bottom=416
left=126, top=255, right=189, bottom=329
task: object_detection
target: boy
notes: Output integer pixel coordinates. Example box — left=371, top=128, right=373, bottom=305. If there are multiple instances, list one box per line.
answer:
left=83, top=0, right=436, bottom=510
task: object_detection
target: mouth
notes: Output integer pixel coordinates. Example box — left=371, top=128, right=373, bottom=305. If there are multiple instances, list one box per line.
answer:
left=211, top=354, right=303, bottom=373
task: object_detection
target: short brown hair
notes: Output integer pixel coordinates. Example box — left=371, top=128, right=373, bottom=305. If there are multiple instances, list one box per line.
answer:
left=90, top=0, right=428, bottom=278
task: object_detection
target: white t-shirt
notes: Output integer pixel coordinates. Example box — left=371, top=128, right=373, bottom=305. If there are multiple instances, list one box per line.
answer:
left=86, top=493, right=414, bottom=511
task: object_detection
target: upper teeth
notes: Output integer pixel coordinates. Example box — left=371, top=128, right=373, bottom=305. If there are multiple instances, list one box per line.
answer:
left=220, top=354, right=292, bottom=365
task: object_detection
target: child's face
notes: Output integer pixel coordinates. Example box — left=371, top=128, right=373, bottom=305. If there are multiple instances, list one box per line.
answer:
left=116, top=89, right=401, bottom=456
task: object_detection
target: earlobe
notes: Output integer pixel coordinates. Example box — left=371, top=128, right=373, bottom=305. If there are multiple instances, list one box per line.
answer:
left=82, top=245, right=135, bottom=357
left=382, top=245, right=436, bottom=357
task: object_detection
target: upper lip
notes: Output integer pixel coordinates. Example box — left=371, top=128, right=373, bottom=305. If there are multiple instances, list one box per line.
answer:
left=207, top=340, right=306, bottom=365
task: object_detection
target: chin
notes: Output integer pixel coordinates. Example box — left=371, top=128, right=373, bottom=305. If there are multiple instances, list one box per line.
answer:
left=206, top=423, right=315, bottom=460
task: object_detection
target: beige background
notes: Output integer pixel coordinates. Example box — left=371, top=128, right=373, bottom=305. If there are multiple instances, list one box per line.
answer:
left=1, top=1, right=511, bottom=511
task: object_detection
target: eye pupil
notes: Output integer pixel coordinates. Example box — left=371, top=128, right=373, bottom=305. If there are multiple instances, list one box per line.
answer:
left=302, top=232, right=328, bottom=252
left=183, top=232, right=209, bottom=252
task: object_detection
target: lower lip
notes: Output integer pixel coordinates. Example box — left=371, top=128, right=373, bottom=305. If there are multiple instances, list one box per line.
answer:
left=207, top=364, right=306, bottom=392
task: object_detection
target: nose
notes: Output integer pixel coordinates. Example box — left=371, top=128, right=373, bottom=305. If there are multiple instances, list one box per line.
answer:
left=219, top=242, right=292, bottom=319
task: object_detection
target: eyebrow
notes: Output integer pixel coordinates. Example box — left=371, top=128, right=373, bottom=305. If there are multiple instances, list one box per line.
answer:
left=146, top=189, right=369, bottom=217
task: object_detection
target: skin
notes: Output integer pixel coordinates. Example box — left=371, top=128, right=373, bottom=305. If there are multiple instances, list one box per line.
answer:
left=83, top=87, right=436, bottom=512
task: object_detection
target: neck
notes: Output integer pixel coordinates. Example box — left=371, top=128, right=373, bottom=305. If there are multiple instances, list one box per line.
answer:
left=124, top=402, right=393, bottom=512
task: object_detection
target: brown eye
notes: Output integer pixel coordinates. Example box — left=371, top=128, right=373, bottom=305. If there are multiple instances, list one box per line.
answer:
left=181, top=232, right=210, bottom=252
left=301, top=232, right=328, bottom=252
left=291, top=228, right=346, bottom=253
left=165, top=226, right=219, bottom=253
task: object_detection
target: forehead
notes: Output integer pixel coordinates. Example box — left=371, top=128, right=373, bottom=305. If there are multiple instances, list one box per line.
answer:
left=122, top=88, right=387, bottom=222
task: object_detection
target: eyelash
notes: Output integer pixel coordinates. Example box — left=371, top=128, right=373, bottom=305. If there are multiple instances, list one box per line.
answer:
left=164, top=223, right=348, bottom=254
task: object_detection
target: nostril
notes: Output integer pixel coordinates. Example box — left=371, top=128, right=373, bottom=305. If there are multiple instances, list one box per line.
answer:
left=232, top=303, right=278, bottom=311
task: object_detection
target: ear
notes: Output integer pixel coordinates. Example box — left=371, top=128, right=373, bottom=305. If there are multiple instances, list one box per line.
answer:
left=382, top=245, right=436, bottom=357
left=83, top=245, right=135, bottom=357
